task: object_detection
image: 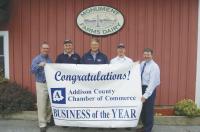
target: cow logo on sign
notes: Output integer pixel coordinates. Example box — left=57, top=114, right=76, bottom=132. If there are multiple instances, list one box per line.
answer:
left=77, top=6, right=124, bottom=36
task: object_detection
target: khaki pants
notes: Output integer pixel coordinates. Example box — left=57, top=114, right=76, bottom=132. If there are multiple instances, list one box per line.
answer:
left=36, top=82, right=51, bottom=128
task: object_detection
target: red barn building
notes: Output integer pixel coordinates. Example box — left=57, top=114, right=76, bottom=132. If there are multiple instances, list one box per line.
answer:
left=0, top=0, right=200, bottom=106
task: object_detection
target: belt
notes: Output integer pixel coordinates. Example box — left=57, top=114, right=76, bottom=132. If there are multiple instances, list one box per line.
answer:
left=36, top=80, right=46, bottom=83
left=142, top=85, right=148, bottom=87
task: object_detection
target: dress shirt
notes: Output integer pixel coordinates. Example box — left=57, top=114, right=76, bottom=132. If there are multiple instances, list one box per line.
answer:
left=141, top=60, right=160, bottom=99
left=31, top=54, right=52, bottom=83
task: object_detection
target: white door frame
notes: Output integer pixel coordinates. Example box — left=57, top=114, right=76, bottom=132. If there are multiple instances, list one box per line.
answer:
left=195, top=0, right=200, bottom=107
left=0, top=31, right=9, bottom=79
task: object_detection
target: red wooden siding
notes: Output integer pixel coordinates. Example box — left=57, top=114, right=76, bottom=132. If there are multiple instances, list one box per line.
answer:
left=0, top=0, right=198, bottom=105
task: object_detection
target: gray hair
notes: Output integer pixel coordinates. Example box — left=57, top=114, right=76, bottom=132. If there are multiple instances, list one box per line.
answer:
left=41, top=41, right=49, bottom=48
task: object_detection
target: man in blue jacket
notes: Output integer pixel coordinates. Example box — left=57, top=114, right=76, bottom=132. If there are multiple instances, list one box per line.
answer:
left=81, top=38, right=108, bottom=64
left=56, top=39, right=81, bottom=64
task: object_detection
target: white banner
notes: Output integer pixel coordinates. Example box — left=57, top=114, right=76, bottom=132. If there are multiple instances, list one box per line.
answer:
left=45, top=62, right=142, bottom=128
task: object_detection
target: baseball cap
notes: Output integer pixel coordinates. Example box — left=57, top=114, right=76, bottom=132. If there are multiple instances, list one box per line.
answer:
left=64, top=39, right=72, bottom=44
left=117, top=43, right=125, bottom=48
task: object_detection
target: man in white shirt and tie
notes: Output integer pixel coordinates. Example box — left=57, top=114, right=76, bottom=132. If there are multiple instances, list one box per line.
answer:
left=137, top=48, right=160, bottom=132
left=110, top=43, right=133, bottom=64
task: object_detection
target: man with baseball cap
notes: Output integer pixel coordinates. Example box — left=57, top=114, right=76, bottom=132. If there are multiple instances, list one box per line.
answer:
left=56, top=39, right=81, bottom=64
left=110, top=43, right=133, bottom=131
left=110, top=43, right=133, bottom=64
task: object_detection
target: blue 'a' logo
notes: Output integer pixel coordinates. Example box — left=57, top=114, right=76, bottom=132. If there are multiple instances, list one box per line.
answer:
left=50, top=88, right=66, bottom=104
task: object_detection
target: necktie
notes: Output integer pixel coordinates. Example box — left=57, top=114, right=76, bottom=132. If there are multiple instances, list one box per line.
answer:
left=141, top=62, right=147, bottom=79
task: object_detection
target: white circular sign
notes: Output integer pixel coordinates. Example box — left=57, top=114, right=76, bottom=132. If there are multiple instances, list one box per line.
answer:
left=77, top=6, right=124, bottom=36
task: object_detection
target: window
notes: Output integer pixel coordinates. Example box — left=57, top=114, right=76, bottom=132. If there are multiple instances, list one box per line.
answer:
left=0, top=36, right=4, bottom=76
left=0, top=31, right=9, bottom=79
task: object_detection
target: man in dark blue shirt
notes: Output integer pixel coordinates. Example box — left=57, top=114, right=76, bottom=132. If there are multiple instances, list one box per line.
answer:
left=81, top=38, right=109, bottom=64
left=56, top=39, right=81, bottom=64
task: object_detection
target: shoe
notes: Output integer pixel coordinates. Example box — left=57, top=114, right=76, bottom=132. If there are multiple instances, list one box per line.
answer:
left=136, top=127, right=144, bottom=132
left=62, top=126, right=68, bottom=128
left=47, top=115, right=55, bottom=126
left=40, top=127, right=47, bottom=132
left=125, top=128, right=132, bottom=130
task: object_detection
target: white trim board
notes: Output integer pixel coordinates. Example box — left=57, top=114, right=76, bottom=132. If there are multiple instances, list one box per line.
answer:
left=0, top=31, right=9, bottom=79
left=195, top=0, right=200, bottom=107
